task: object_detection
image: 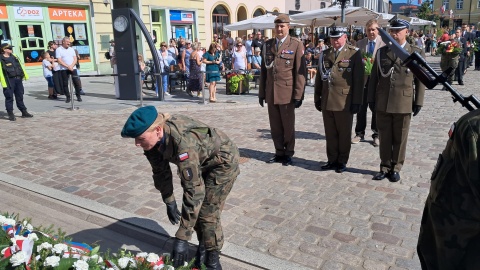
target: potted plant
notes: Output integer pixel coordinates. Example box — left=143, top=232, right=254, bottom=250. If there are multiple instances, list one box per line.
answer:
left=226, top=72, right=254, bottom=95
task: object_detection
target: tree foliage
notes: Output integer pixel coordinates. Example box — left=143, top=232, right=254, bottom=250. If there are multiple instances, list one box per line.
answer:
left=417, top=1, right=439, bottom=21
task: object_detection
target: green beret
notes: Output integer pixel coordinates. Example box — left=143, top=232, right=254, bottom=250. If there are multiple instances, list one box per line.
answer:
left=121, top=106, right=158, bottom=138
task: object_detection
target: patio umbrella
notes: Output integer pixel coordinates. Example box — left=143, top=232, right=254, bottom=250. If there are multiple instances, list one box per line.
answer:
left=224, top=14, right=305, bottom=31
left=409, top=17, right=436, bottom=26
left=291, top=6, right=380, bottom=27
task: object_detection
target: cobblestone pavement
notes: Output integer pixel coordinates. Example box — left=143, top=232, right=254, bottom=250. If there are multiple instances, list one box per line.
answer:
left=1, top=56, right=478, bottom=269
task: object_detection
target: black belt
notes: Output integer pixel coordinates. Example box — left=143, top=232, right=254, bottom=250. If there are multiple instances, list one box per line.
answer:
left=9, top=76, right=22, bottom=79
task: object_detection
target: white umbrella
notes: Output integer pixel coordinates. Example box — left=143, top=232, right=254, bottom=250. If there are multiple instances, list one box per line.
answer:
left=291, top=6, right=380, bottom=27
left=224, top=14, right=305, bottom=31
left=409, top=17, right=436, bottom=26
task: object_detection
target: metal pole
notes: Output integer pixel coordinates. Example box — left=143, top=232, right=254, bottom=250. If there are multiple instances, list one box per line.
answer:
left=201, top=70, right=207, bottom=104
left=68, top=75, right=78, bottom=111
left=340, top=0, right=346, bottom=23
left=139, top=73, right=144, bottom=107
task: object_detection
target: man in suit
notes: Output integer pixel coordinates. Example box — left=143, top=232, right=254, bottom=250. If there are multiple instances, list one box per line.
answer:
left=368, top=19, right=426, bottom=182
left=259, top=14, right=306, bottom=166
left=454, top=28, right=468, bottom=85
left=462, top=23, right=474, bottom=68
left=314, top=25, right=364, bottom=173
left=352, top=19, right=385, bottom=147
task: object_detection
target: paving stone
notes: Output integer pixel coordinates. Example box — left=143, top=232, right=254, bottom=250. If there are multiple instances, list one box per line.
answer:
left=333, top=232, right=357, bottom=243
left=372, top=232, right=401, bottom=245
left=321, top=260, right=345, bottom=270
left=371, top=223, right=393, bottom=233
left=245, top=237, right=269, bottom=253
left=305, top=225, right=331, bottom=237
left=395, top=258, right=421, bottom=270
left=363, top=259, right=388, bottom=270
left=268, top=245, right=294, bottom=260
left=362, top=249, right=396, bottom=264
left=329, top=251, right=363, bottom=267
left=291, top=252, right=324, bottom=269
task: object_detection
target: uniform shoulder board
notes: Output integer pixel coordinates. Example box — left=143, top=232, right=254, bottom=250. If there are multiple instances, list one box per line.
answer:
left=347, top=44, right=359, bottom=51
left=290, top=37, right=302, bottom=43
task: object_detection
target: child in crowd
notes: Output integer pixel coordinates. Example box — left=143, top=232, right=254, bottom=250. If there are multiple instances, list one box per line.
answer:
left=42, top=51, right=56, bottom=99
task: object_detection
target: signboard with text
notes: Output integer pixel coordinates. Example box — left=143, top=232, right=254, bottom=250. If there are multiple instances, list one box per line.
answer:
left=170, top=10, right=194, bottom=24
left=0, top=4, right=7, bottom=20
left=49, top=7, right=86, bottom=21
left=13, top=5, right=43, bottom=20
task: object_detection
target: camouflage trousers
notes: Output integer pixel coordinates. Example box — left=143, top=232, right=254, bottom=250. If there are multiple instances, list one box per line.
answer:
left=417, top=199, right=480, bottom=269
left=193, top=143, right=239, bottom=251
left=440, top=54, right=459, bottom=84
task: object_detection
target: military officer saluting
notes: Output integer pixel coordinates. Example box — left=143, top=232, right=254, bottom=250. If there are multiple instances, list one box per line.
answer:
left=368, top=19, right=425, bottom=182
left=259, top=14, right=306, bottom=166
left=121, top=106, right=240, bottom=270
left=314, top=25, right=364, bottom=173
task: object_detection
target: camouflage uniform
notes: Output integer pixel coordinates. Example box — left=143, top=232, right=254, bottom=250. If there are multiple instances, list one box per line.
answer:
left=417, top=109, right=480, bottom=269
left=143, top=115, right=240, bottom=251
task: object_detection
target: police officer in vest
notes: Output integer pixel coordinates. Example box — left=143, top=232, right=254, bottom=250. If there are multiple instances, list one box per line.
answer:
left=122, top=106, right=240, bottom=270
left=368, top=19, right=425, bottom=182
left=0, top=43, right=33, bottom=121
left=259, top=14, right=306, bottom=166
left=314, top=25, right=364, bottom=173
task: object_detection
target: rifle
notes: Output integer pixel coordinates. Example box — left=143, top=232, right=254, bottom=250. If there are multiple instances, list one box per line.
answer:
left=377, top=27, right=480, bottom=111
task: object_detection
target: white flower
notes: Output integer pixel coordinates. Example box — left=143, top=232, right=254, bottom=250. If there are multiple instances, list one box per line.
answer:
left=89, top=254, right=103, bottom=263
left=0, top=215, right=6, bottom=224
left=52, top=243, right=68, bottom=254
left=23, top=220, right=27, bottom=227
left=10, top=235, right=26, bottom=244
left=117, top=257, right=131, bottom=269
left=44, top=256, right=61, bottom=267
left=107, top=268, right=115, bottom=270
left=37, top=242, right=53, bottom=253
left=27, top=233, right=38, bottom=241
left=26, top=224, right=34, bottom=231
left=4, top=218, right=16, bottom=226
left=146, top=253, right=160, bottom=263
left=136, top=252, right=148, bottom=258
left=73, top=259, right=89, bottom=270
left=10, top=251, right=27, bottom=267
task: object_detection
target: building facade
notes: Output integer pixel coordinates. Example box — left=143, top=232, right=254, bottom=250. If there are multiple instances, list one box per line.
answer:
left=434, top=0, right=480, bottom=28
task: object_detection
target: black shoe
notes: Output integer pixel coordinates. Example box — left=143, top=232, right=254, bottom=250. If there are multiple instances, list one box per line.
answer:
left=7, top=111, right=16, bottom=121
left=388, top=171, right=401, bottom=182
left=53, top=94, right=58, bottom=99
left=65, top=97, right=71, bottom=103
left=459, top=81, right=464, bottom=85
left=205, top=250, right=222, bottom=270
left=335, top=163, right=347, bottom=173
left=321, top=162, right=337, bottom=170
left=372, top=171, right=388, bottom=180
left=21, top=110, right=33, bottom=118
left=194, top=244, right=206, bottom=269
left=266, top=155, right=283, bottom=163
left=282, top=156, right=293, bottom=166
left=48, top=95, right=54, bottom=99
left=77, top=96, right=82, bottom=102
left=79, top=90, right=86, bottom=95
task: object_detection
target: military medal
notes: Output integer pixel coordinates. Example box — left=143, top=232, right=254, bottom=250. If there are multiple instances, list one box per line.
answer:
left=286, top=60, right=290, bottom=65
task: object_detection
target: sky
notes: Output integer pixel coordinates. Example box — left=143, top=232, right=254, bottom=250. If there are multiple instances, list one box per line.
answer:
left=390, top=0, right=422, bottom=4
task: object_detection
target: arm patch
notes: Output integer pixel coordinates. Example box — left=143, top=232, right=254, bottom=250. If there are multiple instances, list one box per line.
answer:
left=182, top=168, right=194, bottom=181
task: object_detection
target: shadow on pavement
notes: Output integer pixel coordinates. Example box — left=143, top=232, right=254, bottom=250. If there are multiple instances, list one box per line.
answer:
left=239, top=147, right=321, bottom=171
left=67, top=217, right=174, bottom=254
left=256, top=128, right=325, bottom=141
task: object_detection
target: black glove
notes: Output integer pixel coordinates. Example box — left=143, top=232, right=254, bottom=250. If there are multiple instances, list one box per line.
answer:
left=172, top=238, right=190, bottom=268
left=315, top=101, right=322, bottom=112
left=294, top=99, right=303, bottom=108
left=259, top=97, right=264, bottom=107
left=413, top=105, right=422, bottom=116
left=350, top=104, right=361, bottom=114
left=368, top=102, right=376, bottom=112
left=166, top=201, right=181, bottom=225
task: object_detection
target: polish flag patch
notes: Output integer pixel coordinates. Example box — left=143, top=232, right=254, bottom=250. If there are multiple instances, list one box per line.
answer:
left=448, top=123, right=455, bottom=138
left=179, top=152, right=189, bottom=161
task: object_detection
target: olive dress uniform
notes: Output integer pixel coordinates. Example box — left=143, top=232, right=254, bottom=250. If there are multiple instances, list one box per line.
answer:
left=368, top=43, right=426, bottom=177
left=259, top=32, right=306, bottom=163
left=314, top=43, right=364, bottom=170
left=417, top=109, right=480, bottom=269
left=121, top=107, right=240, bottom=269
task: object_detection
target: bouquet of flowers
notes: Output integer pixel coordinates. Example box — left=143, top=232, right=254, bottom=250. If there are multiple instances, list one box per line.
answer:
left=474, top=37, right=480, bottom=52
left=0, top=213, right=201, bottom=270
left=437, top=41, right=462, bottom=56
left=362, top=52, right=374, bottom=76
left=226, top=72, right=253, bottom=93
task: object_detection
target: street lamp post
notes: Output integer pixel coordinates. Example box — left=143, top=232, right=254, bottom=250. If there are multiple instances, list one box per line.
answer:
left=339, top=0, right=348, bottom=23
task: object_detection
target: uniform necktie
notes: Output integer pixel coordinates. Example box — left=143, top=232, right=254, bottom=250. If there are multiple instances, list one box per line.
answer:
left=368, top=41, right=375, bottom=55
left=335, top=49, right=339, bottom=59
left=277, top=40, right=282, bottom=51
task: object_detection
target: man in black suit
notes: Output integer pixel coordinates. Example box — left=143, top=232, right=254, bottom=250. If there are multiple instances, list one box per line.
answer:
left=454, top=28, right=468, bottom=85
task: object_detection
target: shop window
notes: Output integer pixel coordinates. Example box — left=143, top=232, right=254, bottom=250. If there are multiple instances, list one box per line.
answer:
left=18, top=24, right=45, bottom=65
left=0, top=22, right=11, bottom=43
left=51, top=22, right=91, bottom=62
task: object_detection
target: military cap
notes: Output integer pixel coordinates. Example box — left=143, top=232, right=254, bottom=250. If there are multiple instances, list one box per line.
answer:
left=274, top=14, right=290, bottom=24
left=1, top=43, right=13, bottom=50
left=121, top=106, right=158, bottom=138
left=389, top=18, right=410, bottom=30
left=329, top=24, right=347, bottom=38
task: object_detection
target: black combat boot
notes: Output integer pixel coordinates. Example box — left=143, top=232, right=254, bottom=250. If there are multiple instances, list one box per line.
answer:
left=205, top=250, right=222, bottom=270
left=76, top=95, right=82, bottom=102
left=7, top=111, right=16, bottom=121
left=21, top=110, right=33, bottom=118
left=194, top=244, right=206, bottom=269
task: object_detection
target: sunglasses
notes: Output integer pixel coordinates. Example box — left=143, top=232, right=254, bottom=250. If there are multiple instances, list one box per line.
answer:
left=237, top=44, right=242, bottom=46
left=161, top=45, right=167, bottom=47
left=213, top=36, right=218, bottom=38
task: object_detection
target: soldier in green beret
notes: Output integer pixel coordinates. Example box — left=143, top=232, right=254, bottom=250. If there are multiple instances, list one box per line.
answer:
left=121, top=106, right=240, bottom=270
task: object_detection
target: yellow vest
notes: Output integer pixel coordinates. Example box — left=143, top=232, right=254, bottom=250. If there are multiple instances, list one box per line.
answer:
left=0, top=54, right=29, bottom=88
